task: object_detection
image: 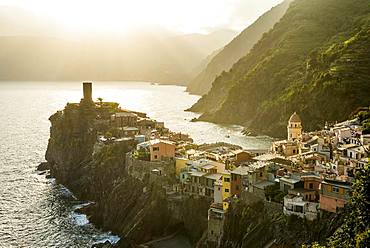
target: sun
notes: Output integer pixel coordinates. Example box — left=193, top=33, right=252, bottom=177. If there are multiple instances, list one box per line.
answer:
left=16, top=0, right=147, bottom=35
left=3, top=0, right=235, bottom=35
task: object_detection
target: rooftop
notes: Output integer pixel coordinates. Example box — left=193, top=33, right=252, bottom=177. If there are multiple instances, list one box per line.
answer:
left=190, top=171, right=207, bottom=177
left=201, top=164, right=216, bottom=170
left=114, top=112, right=137, bottom=117
left=280, top=176, right=301, bottom=184
left=254, top=153, right=284, bottom=162
left=231, top=165, right=252, bottom=175
left=322, top=179, right=351, bottom=188
left=253, top=180, right=275, bottom=189
left=150, top=139, right=175, bottom=146
left=289, top=112, right=301, bottom=123
left=205, top=173, right=222, bottom=180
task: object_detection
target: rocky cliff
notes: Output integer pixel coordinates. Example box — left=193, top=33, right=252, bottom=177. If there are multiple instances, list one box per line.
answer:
left=219, top=201, right=343, bottom=248
left=42, top=102, right=210, bottom=247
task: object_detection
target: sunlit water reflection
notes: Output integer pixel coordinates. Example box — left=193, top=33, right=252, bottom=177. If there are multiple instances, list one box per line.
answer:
left=0, top=81, right=271, bottom=247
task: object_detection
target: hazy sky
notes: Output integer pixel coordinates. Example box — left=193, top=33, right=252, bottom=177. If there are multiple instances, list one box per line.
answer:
left=0, top=0, right=283, bottom=34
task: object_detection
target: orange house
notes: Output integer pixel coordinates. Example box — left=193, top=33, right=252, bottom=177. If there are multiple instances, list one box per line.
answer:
left=301, top=175, right=322, bottom=202
left=149, top=139, right=176, bottom=161
left=320, top=179, right=350, bottom=213
left=230, top=165, right=251, bottom=197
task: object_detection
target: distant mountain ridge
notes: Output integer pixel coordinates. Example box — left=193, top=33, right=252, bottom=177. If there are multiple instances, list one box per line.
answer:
left=189, top=0, right=370, bottom=137
left=186, top=0, right=292, bottom=95
left=0, top=7, right=237, bottom=85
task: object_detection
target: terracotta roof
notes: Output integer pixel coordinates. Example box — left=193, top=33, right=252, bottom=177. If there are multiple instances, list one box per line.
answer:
left=231, top=165, right=252, bottom=175
left=289, top=112, right=301, bottom=122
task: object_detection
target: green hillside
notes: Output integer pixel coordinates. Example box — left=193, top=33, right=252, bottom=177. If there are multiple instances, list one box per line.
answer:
left=186, top=0, right=292, bottom=95
left=189, top=0, right=370, bottom=137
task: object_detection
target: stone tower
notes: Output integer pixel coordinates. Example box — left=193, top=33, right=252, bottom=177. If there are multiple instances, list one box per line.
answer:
left=83, top=82, right=93, bottom=102
left=287, top=112, right=302, bottom=141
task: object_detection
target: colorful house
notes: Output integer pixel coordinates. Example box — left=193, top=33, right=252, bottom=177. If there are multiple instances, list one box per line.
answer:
left=149, top=139, right=176, bottom=161
left=279, top=175, right=303, bottom=193
left=301, top=175, right=322, bottom=202
left=175, top=158, right=189, bottom=178
left=283, top=194, right=319, bottom=221
left=320, top=179, right=351, bottom=213
left=230, top=165, right=251, bottom=197
left=221, top=171, right=231, bottom=210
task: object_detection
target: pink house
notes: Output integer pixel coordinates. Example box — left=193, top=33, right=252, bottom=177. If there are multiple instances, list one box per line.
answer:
left=320, top=179, right=351, bottom=213
left=149, top=139, right=176, bottom=161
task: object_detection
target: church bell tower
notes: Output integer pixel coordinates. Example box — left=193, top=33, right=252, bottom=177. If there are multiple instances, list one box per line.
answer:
left=287, top=112, right=302, bottom=141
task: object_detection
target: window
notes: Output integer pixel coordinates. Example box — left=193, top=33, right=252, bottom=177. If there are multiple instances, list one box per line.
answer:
left=309, top=183, right=313, bottom=189
left=224, top=177, right=230, bottom=182
left=225, top=188, right=229, bottom=193
left=154, top=155, right=158, bottom=159
left=327, top=185, right=332, bottom=192
left=294, top=205, right=303, bottom=213
left=333, top=186, right=339, bottom=193
left=153, top=147, right=159, bottom=151
left=259, top=172, right=263, bottom=177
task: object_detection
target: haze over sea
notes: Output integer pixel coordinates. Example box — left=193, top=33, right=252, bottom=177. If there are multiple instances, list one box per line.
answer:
left=0, top=81, right=271, bottom=247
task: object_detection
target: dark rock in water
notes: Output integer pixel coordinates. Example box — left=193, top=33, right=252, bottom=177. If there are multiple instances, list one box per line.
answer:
left=45, top=174, right=54, bottom=179
left=75, top=202, right=96, bottom=216
left=91, top=241, right=115, bottom=248
left=38, top=170, right=47, bottom=175
left=37, top=162, right=50, bottom=171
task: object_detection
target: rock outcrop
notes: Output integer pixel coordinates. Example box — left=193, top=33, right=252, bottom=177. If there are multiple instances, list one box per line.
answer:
left=42, top=102, right=210, bottom=247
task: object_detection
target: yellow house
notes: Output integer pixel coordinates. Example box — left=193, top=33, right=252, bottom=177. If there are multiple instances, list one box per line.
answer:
left=175, top=158, right=189, bottom=177
left=221, top=171, right=231, bottom=211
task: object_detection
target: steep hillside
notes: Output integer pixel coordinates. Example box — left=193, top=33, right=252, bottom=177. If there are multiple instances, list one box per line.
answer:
left=190, top=0, right=370, bottom=137
left=186, top=0, right=292, bottom=95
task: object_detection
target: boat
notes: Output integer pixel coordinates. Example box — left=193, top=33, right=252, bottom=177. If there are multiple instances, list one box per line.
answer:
left=226, top=131, right=231, bottom=138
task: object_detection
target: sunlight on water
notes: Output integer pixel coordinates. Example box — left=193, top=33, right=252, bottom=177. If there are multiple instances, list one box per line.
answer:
left=54, top=81, right=271, bottom=148
left=0, top=81, right=271, bottom=247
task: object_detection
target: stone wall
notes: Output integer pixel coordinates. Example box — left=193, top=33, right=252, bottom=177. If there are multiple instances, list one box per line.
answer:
left=126, top=153, right=175, bottom=181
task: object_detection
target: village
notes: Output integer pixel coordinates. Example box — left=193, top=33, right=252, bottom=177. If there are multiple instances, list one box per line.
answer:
left=79, top=82, right=369, bottom=245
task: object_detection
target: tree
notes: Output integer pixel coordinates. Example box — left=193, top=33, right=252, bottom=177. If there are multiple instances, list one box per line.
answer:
left=97, top=97, right=103, bottom=108
left=105, top=131, right=113, bottom=141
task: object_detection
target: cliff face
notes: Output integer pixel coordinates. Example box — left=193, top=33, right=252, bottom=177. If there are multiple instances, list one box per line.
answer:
left=45, top=103, right=97, bottom=186
left=189, top=0, right=370, bottom=137
left=222, top=201, right=344, bottom=248
left=43, top=102, right=210, bottom=247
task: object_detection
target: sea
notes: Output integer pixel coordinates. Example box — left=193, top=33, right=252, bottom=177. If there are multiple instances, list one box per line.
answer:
left=0, top=81, right=271, bottom=247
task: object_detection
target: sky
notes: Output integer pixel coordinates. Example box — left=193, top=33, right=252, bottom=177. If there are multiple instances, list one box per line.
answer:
left=0, top=0, right=283, bottom=34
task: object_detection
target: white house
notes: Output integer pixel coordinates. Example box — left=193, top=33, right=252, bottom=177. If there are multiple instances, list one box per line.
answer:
left=283, top=194, right=319, bottom=221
